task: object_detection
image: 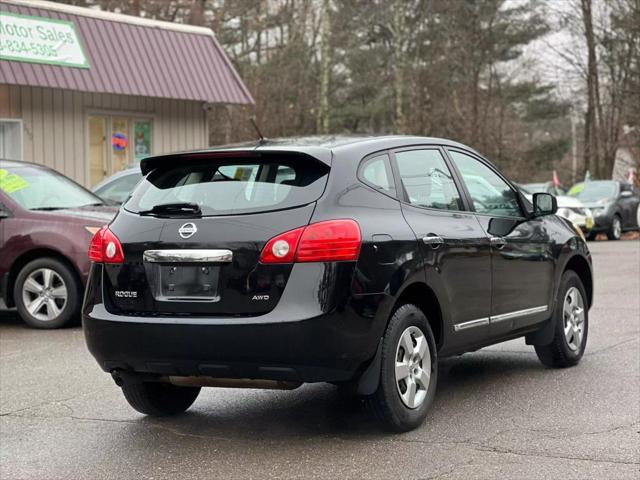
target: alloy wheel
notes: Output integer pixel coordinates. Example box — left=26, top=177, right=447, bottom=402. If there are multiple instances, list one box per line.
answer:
left=612, top=217, right=622, bottom=239
left=395, top=326, right=431, bottom=409
left=563, top=286, right=585, bottom=351
left=21, top=268, right=68, bottom=322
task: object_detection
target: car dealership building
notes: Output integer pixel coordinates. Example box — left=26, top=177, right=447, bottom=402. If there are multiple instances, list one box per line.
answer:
left=0, top=0, right=253, bottom=187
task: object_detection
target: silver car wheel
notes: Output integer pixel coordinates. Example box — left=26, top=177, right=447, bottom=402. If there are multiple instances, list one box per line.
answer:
left=395, top=326, right=431, bottom=409
left=21, top=268, right=68, bottom=322
left=612, top=216, right=622, bottom=239
left=563, top=287, right=585, bottom=351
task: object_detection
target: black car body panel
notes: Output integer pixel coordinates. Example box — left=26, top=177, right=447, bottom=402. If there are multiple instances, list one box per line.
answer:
left=83, top=136, right=593, bottom=385
left=104, top=205, right=317, bottom=316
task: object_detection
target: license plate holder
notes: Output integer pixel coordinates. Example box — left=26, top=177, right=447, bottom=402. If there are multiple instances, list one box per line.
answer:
left=152, top=264, right=221, bottom=302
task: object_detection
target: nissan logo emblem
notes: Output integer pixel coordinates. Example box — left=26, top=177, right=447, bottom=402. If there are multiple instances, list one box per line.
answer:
left=178, top=223, right=197, bottom=239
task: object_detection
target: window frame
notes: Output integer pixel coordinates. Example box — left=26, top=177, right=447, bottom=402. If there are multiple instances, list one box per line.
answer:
left=444, top=147, right=527, bottom=220
left=388, top=145, right=471, bottom=213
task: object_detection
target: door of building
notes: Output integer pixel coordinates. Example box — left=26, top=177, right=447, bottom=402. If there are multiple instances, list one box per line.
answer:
left=88, top=115, right=152, bottom=186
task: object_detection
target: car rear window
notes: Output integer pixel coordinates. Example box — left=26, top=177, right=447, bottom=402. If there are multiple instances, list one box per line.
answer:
left=124, top=157, right=329, bottom=216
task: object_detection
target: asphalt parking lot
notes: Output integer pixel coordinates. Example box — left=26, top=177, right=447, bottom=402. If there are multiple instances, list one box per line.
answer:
left=0, top=240, right=638, bottom=480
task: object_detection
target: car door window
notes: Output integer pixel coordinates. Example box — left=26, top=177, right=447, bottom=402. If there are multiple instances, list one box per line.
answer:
left=448, top=150, right=522, bottom=217
left=394, top=149, right=463, bottom=210
left=359, top=154, right=396, bottom=196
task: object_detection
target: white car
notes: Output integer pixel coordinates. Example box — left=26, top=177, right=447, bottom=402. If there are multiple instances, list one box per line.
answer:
left=555, top=195, right=594, bottom=232
left=519, top=185, right=594, bottom=232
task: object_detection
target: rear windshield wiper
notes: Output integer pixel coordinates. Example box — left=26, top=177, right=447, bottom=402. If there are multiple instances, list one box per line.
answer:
left=138, top=202, right=202, bottom=217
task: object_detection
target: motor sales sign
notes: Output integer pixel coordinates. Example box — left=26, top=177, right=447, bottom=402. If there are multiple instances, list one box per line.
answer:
left=0, top=12, right=89, bottom=68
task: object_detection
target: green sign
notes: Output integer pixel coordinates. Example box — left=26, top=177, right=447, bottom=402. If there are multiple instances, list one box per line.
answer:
left=0, top=12, right=89, bottom=68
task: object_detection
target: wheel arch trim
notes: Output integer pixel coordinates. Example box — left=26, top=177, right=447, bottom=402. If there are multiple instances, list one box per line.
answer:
left=559, top=253, right=593, bottom=308
left=389, top=281, right=444, bottom=351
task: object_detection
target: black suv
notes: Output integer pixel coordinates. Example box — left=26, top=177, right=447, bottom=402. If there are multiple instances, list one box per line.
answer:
left=83, top=136, right=593, bottom=432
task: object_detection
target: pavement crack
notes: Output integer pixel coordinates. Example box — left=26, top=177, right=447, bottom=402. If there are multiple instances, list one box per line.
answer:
left=69, top=416, right=140, bottom=425
left=467, top=444, right=640, bottom=466
left=66, top=415, right=233, bottom=441
left=0, top=388, right=109, bottom=417
left=588, top=337, right=639, bottom=355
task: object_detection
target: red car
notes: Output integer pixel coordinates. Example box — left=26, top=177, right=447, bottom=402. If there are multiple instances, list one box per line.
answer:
left=0, top=160, right=116, bottom=328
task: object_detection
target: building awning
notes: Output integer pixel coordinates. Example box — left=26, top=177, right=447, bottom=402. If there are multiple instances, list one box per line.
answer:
left=0, top=0, right=254, bottom=105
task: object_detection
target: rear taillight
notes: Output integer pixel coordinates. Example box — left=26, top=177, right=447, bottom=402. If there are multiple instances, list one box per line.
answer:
left=259, top=219, right=361, bottom=264
left=88, top=226, right=125, bottom=264
left=260, top=227, right=304, bottom=263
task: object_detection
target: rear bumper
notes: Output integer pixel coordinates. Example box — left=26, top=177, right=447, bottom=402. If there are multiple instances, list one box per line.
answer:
left=83, top=306, right=379, bottom=383
left=82, top=263, right=391, bottom=384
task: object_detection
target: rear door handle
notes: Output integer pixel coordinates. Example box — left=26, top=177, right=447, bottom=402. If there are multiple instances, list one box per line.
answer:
left=489, top=236, right=507, bottom=249
left=422, top=235, right=444, bottom=249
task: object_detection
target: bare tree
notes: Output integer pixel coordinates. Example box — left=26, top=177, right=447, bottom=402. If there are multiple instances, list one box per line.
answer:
left=581, top=0, right=602, bottom=176
left=316, top=0, right=331, bottom=134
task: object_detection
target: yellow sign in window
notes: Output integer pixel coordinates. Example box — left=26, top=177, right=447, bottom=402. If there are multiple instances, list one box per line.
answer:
left=0, top=168, right=29, bottom=193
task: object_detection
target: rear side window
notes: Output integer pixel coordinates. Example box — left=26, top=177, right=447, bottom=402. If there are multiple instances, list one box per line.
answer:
left=394, top=149, right=463, bottom=210
left=124, top=157, right=329, bottom=216
left=359, top=154, right=396, bottom=196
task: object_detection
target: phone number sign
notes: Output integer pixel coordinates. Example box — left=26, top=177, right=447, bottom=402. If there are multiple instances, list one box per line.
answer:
left=0, top=12, right=89, bottom=68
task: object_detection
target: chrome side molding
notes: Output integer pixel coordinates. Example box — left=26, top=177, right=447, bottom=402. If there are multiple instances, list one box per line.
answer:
left=453, top=317, right=490, bottom=331
left=143, top=249, right=233, bottom=263
left=491, top=305, right=548, bottom=323
left=454, top=305, right=548, bottom=331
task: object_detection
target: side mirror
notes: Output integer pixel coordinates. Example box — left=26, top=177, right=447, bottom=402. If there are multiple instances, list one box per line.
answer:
left=533, top=193, right=557, bottom=217
left=621, top=190, right=632, bottom=198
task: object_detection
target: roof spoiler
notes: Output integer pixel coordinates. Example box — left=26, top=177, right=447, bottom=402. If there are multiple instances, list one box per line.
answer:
left=139, top=147, right=332, bottom=176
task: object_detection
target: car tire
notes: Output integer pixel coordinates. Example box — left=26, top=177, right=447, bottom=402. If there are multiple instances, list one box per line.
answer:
left=606, top=214, right=622, bottom=240
left=13, top=258, right=81, bottom=329
left=122, top=382, right=201, bottom=416
left=364, top=304, right=438, bottom=432
left=534, top=271, right=588, bottom=368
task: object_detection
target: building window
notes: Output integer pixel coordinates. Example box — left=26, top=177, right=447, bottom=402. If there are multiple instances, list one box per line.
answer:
left=0, top=120, right=22, bottom=161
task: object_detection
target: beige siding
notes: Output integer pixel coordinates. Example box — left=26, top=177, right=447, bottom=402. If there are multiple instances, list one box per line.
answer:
left=2, top=84, right=208, bottom=187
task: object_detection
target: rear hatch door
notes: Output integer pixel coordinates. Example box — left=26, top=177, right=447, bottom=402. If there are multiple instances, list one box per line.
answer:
left=104, top=152, right=329, bottom=316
